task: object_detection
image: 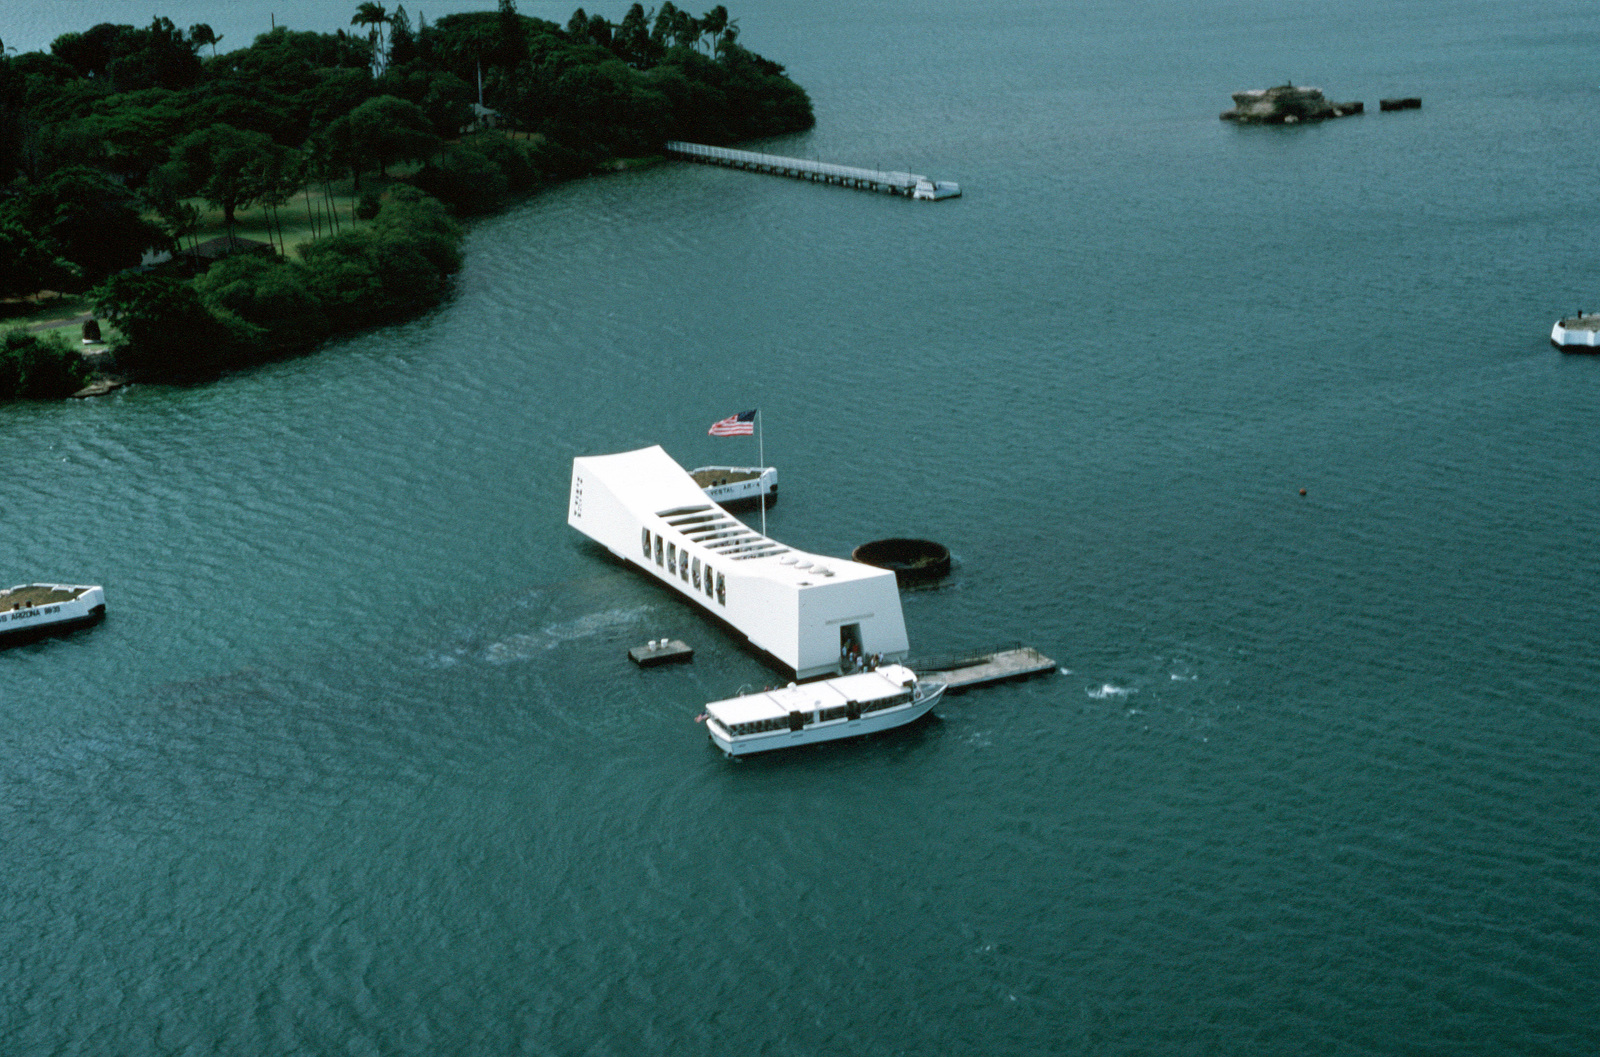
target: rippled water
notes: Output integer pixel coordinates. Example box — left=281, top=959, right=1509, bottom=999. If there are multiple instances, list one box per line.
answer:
left=4, top=1, right=1600, bottom=1053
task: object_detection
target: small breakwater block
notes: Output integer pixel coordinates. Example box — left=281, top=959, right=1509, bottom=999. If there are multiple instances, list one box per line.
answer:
left=1379, top=97, right=1422, bottom=111
left=629, top=639, right=694, bottom=667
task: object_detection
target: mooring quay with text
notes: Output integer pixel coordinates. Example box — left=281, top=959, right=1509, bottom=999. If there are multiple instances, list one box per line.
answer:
left=665, top=142, right=961, bottom=200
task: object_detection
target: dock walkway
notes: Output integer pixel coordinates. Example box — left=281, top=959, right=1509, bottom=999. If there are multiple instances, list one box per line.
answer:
left=665, top=141, right=959, bottom=199
left=913, top=645, right=1056, bottom=693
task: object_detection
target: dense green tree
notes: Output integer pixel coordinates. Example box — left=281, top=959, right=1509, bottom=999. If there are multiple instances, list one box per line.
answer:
left=613, top=4, right=660, bottom=67
left=165, top=124, right=281, bottom=231
left=107, top=17, right=203, bottom=92
left=497, top=0, right=527, bottom=67
left=548, top=60, right=668, bottom=156
left=299, top=190, right=459, bottom=323
left=21, top=166, right=170, bottom=285
left=0, top=51, right=26, bottom=184
left=80, top=89, right=187, bottom=179
left=19, top=69, right=108, bottom=128
left=388, top=6, right=419, bottom=68
left=411, top=141, right=510, bottom=214
left=0, top=211, right=77, bottom=298
left=298, top=67, right=376, bottom=132
left=139, top=164, right=203, bottom=254
left=51, top=24, right=131, bottom=79
left=92, top=271, right=262, bottom=378
left=378, top=67, right=472, bottom=137
left=371, top=187, right=461, bottom=255
left=463, top=132, right=538, bottom=193
left=195, top=253, right=329, bottom=346
left=345, top=94, right=440, bottom=176
left=0, top=331, right=92, bottom=400
left=183, top=86, right=298, bottom=143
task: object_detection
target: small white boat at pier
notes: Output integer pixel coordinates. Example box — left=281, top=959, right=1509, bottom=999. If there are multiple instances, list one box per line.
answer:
left=913, top=178, right=961, bottom=201
left=690, top=465, right=777, bottom=508
left=702, top=663, right=944, bottom=757
left=0, top=583, right=106, bottom=644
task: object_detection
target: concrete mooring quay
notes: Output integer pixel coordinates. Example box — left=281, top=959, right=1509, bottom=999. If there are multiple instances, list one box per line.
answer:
left=665, top=141, right=961, bottom=199
left=912, top=645, right=1056, bottom=693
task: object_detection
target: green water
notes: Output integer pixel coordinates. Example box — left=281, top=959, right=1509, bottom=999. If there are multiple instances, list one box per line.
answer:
left=3, top=1, right=1599, bottom=1052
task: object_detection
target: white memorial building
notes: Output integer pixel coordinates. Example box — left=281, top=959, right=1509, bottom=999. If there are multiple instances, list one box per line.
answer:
left=568, top=446, right=909, bottom=679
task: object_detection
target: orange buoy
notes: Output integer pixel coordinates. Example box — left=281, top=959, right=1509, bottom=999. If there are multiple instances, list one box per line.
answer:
left=1299, top=488, right=1307, bottom=496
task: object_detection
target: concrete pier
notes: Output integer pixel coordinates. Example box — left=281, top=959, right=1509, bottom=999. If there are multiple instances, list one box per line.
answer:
left=665, top=141, right=960, bottom=199
left=913, top=646, right=1056, bottom=693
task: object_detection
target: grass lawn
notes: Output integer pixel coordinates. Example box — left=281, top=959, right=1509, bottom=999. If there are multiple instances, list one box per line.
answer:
left=0, top=292, right=95, bottom=337
left=182, top=168, right=419, bottom=259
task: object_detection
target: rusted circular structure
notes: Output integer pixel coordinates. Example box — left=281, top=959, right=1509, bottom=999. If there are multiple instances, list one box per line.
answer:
left=851, top=538, right=951, bottom=585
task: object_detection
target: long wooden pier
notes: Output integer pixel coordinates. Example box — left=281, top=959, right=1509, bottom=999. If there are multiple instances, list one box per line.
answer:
left=664, top=141, right=960, bottom=200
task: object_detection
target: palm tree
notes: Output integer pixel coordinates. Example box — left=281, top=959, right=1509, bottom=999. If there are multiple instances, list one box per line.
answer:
left=188, top=24, right=223, bottom=58
left=699, top=6, right=727, bottom=55
left=351, top=3, right=390, bottom=72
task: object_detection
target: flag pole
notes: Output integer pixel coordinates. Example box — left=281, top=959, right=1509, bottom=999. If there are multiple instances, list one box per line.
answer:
left=758, top=408, right=766, bottom=536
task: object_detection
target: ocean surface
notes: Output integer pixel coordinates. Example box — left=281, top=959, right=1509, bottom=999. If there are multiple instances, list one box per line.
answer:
left=4, top=2, right=1599, bottom=1053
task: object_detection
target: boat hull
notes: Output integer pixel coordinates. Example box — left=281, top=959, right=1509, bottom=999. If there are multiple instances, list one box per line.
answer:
left=692, top=466, right=778, bottom=509
left=707, top=682, right=945, bottom=757
left=0, top=585, right=106, bottom=648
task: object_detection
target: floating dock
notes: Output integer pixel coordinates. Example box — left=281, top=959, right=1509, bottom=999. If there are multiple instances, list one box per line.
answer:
left=665, top=141, right=960, bottom=200
left=629, top=639, right=694, bottom=667
left=912, top=645, right=1056, bottom=693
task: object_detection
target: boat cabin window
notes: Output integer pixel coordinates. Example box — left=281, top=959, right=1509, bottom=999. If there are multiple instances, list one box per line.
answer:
left=716, top=572, right=725, bottom=605
left=655, top=537, right=664, bottom=567
left=641, top=528, right=651, bottom=559
left=667, top=542, right=676, bottom=574
left=819, top=706, right=848, bottom=722
left=681, top=555, right=690, bottom=583
left=692, top=558, right=701, bottom=588
left=730, top=717, right=788, bottom=736
left=861, top=691, right=913, bottom=714
left=704, top=566, right=714, bottom=598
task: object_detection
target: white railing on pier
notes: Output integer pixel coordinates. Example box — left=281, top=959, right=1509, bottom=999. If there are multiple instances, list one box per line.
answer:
left=665, top=141, right=927, bottom=194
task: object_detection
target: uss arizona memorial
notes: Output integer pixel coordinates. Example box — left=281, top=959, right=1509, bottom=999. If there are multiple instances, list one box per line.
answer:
left=568, top=446, right=908, bottom=679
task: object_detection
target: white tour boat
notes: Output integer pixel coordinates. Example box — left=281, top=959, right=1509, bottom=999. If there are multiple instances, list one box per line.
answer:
left=0, top=583, right=106, bottom=644
left=689, top=465, right=777, bottom=509
left=702, top=663, right=945, bottom=757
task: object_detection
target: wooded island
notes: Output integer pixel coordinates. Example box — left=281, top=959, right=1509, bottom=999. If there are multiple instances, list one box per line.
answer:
left=0, top=3, right=813, bottom=399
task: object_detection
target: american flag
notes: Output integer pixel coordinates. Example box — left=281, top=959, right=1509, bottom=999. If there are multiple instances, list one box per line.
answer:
left=708, top=410, right=757, bottom=436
